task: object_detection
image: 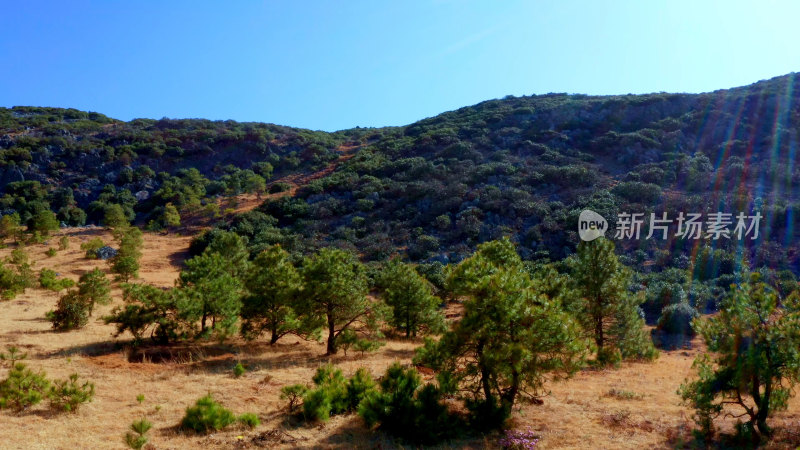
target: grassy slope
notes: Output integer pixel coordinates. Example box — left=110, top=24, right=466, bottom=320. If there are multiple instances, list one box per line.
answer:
left=1, top=231, right=799, bottom=449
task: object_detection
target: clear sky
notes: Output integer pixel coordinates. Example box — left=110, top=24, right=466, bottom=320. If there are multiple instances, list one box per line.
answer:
left=2, top=1, right=800, bottom=131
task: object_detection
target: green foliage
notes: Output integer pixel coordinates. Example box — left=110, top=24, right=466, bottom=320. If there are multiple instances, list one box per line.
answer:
left=48, top=290, right=90, bottom=331
left=358, top=363, right=456, bottom=444
left=656, top=302, right=699, bottom=336
left=240, top=245, right=311, bottom=344
left=45, top=247, right=57, bottom=257
left=48, top=373, right=95, bottom=412
left=124, top=417, right=152, bottom=450
left=415, top=238, right=589, bottom=430
left=178, top=251, right=243, bottom=339
left=78, top=268, right=111, bottom=316
left=0, top=347, right=50, bottom=412
left=202, top=230, right=250, bottom=278
left=237, top=412, right=260, bottom=428
left=39, top=268, right=75, bottom=291
left=232, top=362, right=246, bottom=378
left=81, top=237, right=105, bottom=259
left=280, top=384, right=308, bottom=412
left=111, top=226, right=143, bottom=281
left=0, top=251, right=35, bottom=300
left=568, top=238, right=657, bottom=363
left=103, top=203, right=129, bottom=228
left=302, top=365, right=350, bottom=422
left=301, top=248, right=385, bottom=355
left=28, top=209, right=60, bottom=236
left=679, top=274, right=800, bottom=442
left=180, top=395, right=236, bottom=434
left=0, top=213, right=22, bottom=242
left=105, top=283, right=185, bottom=345
left=162, top=203, right=181, bottom=228
left=376, top=259, right=445, bottom=337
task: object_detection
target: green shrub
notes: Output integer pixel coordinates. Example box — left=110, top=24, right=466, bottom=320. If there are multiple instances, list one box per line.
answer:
left=46, top=247, right=57, bottom=257
left=232, top=362, right=246, bottom=378
left=280, top=384, right=308, bottom=412
left=180, top=395, right=236, bottom=433
left=48, top=290, right=90, bottom=331
left=78, top=268, right=111, bottom=316
left=0, top=348, right=51, bottom=412
left=81, top=238, right=105, bottom=259
left=346, top=368, right=376, bottom=410
left=0, top=259, right=34, bottom=300
left=358, top=363, right=456, bottom=444
left=124, top=417, right=152, bottom=450
left=48, top=373, right=94, bottom=412
left=237, top=412, right=260, bottom=428
left=657, top=302, right=699, bottom=336
left=302, top=365, right=351, bottom=422
left=39, top=268, right=75, bottom=291
left=58, top=236, right=69, bottom=250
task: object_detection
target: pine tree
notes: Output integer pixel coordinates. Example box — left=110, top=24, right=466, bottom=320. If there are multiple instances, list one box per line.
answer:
left=301, top=248, right=384, bottom=355
left=178, top=251, right=242, bottom=339
left=78, top=268, right=111, bottom=316
left=240, top=245, right=313, bottom=344
left=376, top=259, right=444, bottom=337
left=568, top=238, right=656, bottom=363
left=111, top=226, right=143, bottom=282
left=680, top=273, right=800, bottom=443
left=416, top=239, right=588, bottom=428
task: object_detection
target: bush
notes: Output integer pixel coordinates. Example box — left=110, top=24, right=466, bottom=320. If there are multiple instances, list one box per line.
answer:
left=302, top=365, right=349, bottom=421
left=0, top=347, right=51, bottom=412
left=346, top=368, right=376, bottom=410
left=124, top=418, right=152, bottom=450
left=180, top=395, right=236, bottom=433
left=39, top=268, right=75, bottom=291
left=280, top=384, right=308, bottom=412
left=46, top=247, right=57, bottom=257
left=0, top=259, right=35, bottom=300
left=48, top=290, right=90, bottom=331
left=48, top=373, right=95, bottom=412
left=657, top=302, right=699, bottom=336
left=237, top=413, right=260, bottom=428
left=81, top=238, right=105, bottom=259
left=28, top=209, right=59, bottom=236
left=58, top=236, right=69, bottom=250
left=358, top=363, right=456, bottom=444
left=233, top=362, right=246, bottom=378
left=78, top=268, right=111, bottom=316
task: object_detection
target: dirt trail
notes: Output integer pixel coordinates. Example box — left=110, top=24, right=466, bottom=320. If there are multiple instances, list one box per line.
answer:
left=180, top=143, right=360, bottom=231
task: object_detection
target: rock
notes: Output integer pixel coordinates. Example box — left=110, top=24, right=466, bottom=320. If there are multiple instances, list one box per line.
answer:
left=134, top=190, right=149, bottom=201
left=96, top=246, right=118, bottom=260
left=0, top=166, right=25, bottom=191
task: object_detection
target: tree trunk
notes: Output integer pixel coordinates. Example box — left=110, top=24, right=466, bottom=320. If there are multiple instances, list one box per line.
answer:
left=326, top=304, right=337, bottom=355
left=270, top=323, right=279, bottom=345
left=594, top=310, right=604, bottom=351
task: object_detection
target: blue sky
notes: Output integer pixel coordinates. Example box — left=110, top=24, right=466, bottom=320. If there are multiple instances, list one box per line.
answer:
left=2, top=1, right=800, bottom=131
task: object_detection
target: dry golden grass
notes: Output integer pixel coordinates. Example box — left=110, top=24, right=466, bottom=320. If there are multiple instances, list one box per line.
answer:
left=0, top=228, right=799, bottom=449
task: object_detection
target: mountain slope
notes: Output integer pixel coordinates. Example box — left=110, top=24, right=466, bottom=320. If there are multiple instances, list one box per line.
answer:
left=3, top=74, right=800, bottom=271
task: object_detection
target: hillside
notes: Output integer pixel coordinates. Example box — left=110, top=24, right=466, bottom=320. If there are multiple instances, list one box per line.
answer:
left=4, top=74, right=800, bottom=270
left=3, top=75, right=800, bottom=449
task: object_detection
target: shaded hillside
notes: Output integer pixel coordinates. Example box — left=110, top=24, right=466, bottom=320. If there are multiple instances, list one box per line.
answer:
left=220, top=74, right=800, bottom=273
left=4, top=74, right=800, bottom=273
